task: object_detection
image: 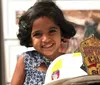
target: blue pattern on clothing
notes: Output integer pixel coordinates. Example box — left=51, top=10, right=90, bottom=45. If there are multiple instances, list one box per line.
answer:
left=22, top=50, right=51, bottom=85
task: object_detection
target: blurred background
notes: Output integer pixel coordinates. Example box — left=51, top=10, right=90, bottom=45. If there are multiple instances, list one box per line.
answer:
left=0, top=0, right=6, bottom=85
left=1, top=0, right=100, bottom=85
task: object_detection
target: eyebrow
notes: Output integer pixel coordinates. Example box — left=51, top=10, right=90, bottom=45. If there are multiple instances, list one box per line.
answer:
left=31, top=26, right=59, bottom=34
left=31, top=30, right=41, bottom=34
left=49, top=26, right=59, bottom=30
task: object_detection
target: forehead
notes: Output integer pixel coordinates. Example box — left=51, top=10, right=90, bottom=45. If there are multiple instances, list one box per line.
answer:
left=33, top=16, right=54, bottom=25
left=32, top=16, right=59, bottom=31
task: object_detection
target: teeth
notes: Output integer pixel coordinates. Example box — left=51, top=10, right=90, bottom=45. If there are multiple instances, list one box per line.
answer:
left=42, top=44, right=53, bottom=48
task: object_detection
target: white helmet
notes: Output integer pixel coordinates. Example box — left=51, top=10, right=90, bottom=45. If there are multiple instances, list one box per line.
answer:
left=44, top=52, right=87, bottom=85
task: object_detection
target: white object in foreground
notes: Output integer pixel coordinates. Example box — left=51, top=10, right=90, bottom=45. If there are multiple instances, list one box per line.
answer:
left=44, top=53, right=87, bottom=85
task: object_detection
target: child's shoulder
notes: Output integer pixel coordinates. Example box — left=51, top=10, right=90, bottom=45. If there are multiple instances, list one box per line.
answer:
left=22, top=50, right=44, bottom=60
left=22, top=50, right=40, bottom=55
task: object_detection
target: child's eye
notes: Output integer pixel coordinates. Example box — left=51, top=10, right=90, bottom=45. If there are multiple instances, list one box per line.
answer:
left=49, top=28, right=57, bottom=33
left=32, top=32, right=42, bottom=38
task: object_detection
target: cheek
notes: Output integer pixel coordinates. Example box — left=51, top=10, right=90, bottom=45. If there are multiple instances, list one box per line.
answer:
left=55, top=33, right=62, bottom=45
left=31, top=38, right=40, bottom=47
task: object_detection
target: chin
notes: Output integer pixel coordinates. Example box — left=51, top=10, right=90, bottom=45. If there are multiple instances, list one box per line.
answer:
left=43, top=52, right=55, bottom=59
left=44, top=53, right=53, bottom=57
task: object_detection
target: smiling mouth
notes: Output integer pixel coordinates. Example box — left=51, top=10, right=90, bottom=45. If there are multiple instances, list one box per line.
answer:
left=41, top=43, right=54, bottom=49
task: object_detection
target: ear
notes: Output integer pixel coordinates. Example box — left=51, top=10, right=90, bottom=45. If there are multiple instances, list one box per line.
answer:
left=61, top=37, right=69, bottom=43
left=59, top=37, right=69, bottom=53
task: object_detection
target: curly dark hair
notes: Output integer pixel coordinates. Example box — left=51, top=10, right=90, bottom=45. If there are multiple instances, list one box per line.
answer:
left=17, top=1, right=76, bottom=47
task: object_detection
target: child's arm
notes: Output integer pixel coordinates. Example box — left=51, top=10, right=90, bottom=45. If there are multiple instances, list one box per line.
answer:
left=11, top=55, right=25, bottom=85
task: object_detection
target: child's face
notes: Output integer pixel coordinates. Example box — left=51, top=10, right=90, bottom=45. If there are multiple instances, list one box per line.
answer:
left=31, top=16, right=61, bottom=60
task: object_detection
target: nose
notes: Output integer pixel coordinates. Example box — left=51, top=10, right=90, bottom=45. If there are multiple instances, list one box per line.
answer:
left=42, top=34, right=51, bottom=43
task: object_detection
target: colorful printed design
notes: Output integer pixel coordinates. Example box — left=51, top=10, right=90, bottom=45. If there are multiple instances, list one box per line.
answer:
left=51, top=59, right=62, bottom=80
left=80, top=35, right=100, bottom=75
left=73, top=52, right=82, bottom=57
left=51, top=70, right=60, bottom=80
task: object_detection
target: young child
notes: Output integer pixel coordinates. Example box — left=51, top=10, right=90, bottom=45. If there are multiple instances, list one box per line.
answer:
left=11, top=0, right=76, bottom=85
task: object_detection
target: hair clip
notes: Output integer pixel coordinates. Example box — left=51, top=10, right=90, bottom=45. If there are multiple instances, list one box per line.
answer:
left=21, top=21, right=27, bottom=28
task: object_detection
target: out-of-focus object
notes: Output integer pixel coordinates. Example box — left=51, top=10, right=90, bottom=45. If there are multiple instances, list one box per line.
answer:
left=63, top=75, right=100, bottom=85
left=44, top=53, right=87, bottom=85
left=64, top=15, right=86, bottom=53
left=44, top=75, right=100, bottom=85
left=0, top=0, right=6, bottom=85
left=80, top=35, right=100, bottom=75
